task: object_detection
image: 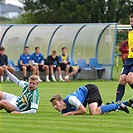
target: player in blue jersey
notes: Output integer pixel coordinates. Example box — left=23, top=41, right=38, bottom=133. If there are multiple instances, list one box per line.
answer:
left=30, top=47, right=50, bottom=82
left=50, top=84, right=133, bottom=115
left=0, top=65, right=40, bottom=114
left=18, top=46, right=37, bottom=81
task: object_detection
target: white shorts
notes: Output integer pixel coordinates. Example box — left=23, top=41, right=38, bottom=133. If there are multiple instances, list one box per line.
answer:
left=2, top=92, right=20, bottom=111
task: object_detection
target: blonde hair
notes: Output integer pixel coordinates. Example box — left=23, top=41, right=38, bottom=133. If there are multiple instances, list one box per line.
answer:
left=29, top=75, right=38, bottom=82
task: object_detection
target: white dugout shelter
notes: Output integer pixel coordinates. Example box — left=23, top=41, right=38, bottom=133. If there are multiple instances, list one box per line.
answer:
left=0, top=23, right=117, bottom=80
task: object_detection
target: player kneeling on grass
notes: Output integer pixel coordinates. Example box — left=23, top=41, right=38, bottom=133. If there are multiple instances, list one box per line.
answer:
left=0, top=65, right=40, bottom=114
left=50, top=84, right=133, bottom=115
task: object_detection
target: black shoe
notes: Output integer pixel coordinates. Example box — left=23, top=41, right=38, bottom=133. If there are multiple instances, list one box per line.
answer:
left=128, top=99, right=133, bottom=108
left=118, top=101, right=129, bottom=114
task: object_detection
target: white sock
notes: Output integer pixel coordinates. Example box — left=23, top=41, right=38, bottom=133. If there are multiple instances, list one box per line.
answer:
left=59, top=75, right=63, bottom=79
left=51, top=75, right=55, bottom=79
left=1, top=76, right=3, bottom=80
left=6, top=76, right=9, bottom=80
left=65, top=75, right=69, bottom=79
left=46, top=75, right=49, bottom=80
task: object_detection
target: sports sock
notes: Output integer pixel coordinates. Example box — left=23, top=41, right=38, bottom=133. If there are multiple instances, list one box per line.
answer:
left=115, top=84, right=125, bottom=102
left=46, top=75, right=49, bottom=80
left=129, top=84, right=133, bottom=89
left=100, top=104, right=118, bottom=114
left=24, top=76, right=26, bottom=81
left=122, top=100, right=129, bottom=106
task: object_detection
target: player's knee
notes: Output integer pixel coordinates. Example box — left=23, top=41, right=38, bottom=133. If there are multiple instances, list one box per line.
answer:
left=90, top=108, right=101, bottom=115
left=0, top=100, right=6, bottom=107
left=126, top=75, right=133, bottom=84
left=32, top=66, right=36, bottom=71
left=119, top=76, right=127, bottom=84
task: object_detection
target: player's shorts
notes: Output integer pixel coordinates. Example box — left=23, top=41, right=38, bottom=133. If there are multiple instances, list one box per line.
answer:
left=121, top=58, right=133, bottom=75
left=2, top=92, right=20, bottom=111
left=39, top=65, right=44, bottom=72
left=60, top=63, right=73, bottom=72
left=20, top=65, right=31, bottom=71
left=85, top=84, right=103, bottom=107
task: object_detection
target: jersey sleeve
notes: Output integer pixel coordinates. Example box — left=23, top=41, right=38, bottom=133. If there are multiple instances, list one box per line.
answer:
left=31, top=89, right=40, bottom=110
left=18, top=80, right=28, bottom=88
left=68, top=96, right=81, bottom=109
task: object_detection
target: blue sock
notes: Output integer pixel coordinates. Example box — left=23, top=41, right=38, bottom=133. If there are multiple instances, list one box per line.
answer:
left=122, top=100, right=129, bottom=106
left=100, top=103, right=118, bottom=114
left=115, top=84, right=125, bottom=102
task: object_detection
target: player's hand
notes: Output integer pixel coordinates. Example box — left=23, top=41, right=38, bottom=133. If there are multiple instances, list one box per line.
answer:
left=62, top=112, right=73, bottom=116
left=11, top=111, right=21, bottom=114
left=2, top=65, right=8, bottom=71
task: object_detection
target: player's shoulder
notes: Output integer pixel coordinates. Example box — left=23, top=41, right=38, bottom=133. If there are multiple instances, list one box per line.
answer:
left=128, top=30, right=133, bottom=35
left=18, top=80, right=28, bottom=88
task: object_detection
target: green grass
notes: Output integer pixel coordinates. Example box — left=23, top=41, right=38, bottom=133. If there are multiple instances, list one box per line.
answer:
left=0, top=80, right=133, bottom=133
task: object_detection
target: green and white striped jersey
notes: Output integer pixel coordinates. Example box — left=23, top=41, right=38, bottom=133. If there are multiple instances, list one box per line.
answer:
left=16, top=81, right=40, bottom=112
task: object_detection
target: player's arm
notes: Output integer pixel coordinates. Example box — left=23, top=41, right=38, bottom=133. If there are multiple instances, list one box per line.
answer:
left=3, top=65, right=20, bottom=84
left=11, top=109, right=37, bottom=114
left=63, top=96, right=87, bottom=116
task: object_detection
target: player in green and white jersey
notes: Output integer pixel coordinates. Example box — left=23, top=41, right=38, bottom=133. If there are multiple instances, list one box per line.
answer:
left=0, top=65, right=40, bottom=114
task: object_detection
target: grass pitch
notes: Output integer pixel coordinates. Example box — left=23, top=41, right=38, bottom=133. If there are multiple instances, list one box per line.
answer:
left=0, top=80, right=132, bottom=133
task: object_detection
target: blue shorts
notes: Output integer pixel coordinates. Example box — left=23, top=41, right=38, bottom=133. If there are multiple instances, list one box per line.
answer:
left=121, top=58, right=133, bottom=75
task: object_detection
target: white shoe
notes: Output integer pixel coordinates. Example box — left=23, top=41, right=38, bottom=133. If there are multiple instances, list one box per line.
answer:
left=38, top=76, right=42, bottom=82
left=59, top=78, right=64, bottom=81
left=46, top=79, right=50, bottom=82
left=52, top=78, right=57, bottom=82
left=6, top=77, right=11, bottom=82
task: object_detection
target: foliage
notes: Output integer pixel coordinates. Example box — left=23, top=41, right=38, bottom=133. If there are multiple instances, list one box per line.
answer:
left=17, top=0, right=133, bottom=24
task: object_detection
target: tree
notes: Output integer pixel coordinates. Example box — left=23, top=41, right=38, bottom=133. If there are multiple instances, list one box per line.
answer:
left=17, top=0, right=133, bottom=24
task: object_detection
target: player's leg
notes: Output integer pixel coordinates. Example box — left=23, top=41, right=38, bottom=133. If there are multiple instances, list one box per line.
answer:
left=115, top=64, right=131, bottom=102
left=116, top=74, right=127, bottom=101
left=49, top=65, right=56, bottom=81
left=0, top=100, right=16, bottom=112
left=126, top=65, right=133, bottom=89
left=6, top=66, right=15, bottom=82
left=42, top=65, right=50, bottom=82
left=64, top=65, right=70, bottom=81
left=88, top=102, right=101, bottom=115
left=86, top=84, right=103, bottom=115
left=7, top=66, right=14, bottom=74
left=57, top=66, right=64, bottom=81
left=0, top=66, right=4, bottom=82
left=22, top=66, right=27, bottom=81
left=69, top=66, right=77, bottom=77
left=121, top=98, right=133, bottom=108
left=30, top=65, right=36, bottom=75
left=0, top=92, right=17, bottom=112
left=36, top=65, right=42, bottom=82
left=99, top=101, right=129, bottom=114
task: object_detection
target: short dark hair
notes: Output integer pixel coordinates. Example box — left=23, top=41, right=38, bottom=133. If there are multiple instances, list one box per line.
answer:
left=130, top=13, right=133, bottom=18
left=24, top=46, right=29, bottom=49
left=61, top=47, right=67, bottom=51
left=50, top=95, right=63, bottom=102
left=0, top=47, right=5, bottom=51
left=35, top=46, right=40, bottom=50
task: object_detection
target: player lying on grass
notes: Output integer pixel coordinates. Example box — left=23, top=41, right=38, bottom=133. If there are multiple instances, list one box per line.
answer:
left=50, top=84, right=133, bottom=115
left=0, top=65, right=40, bottom=114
